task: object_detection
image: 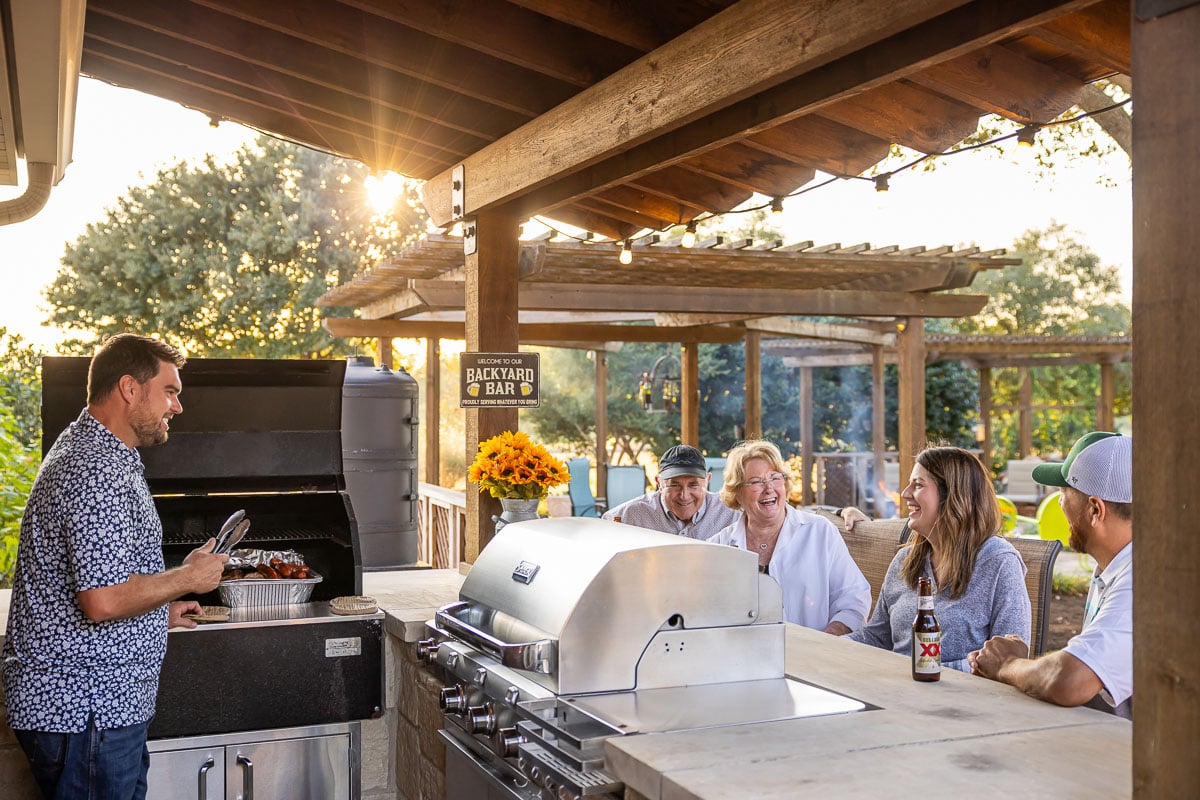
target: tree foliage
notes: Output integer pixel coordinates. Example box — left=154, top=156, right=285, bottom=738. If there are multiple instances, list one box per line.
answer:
left=0, top=329, right=43, bottom=587
left=0, top=327, right=43, bottom=448
left=951, top=224, right=1131, bottom=469
left=47, top=136, right=427, bottom=357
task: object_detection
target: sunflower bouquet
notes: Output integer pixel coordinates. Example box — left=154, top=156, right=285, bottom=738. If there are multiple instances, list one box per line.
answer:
left=468, top=430, right=570, bottom=500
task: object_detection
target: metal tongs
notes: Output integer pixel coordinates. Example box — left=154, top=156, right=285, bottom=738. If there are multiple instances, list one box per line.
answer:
left=212, top=509, right=251, bottom=555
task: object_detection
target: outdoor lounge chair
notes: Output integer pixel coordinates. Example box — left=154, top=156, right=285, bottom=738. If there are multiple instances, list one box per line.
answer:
left=605, top=464, right=648, bottom=510
left=1003, top=459, right=1046, bottom=506
left=566, top=457, right=602, bottom=517
left=705, top=457, right=726, bottom=492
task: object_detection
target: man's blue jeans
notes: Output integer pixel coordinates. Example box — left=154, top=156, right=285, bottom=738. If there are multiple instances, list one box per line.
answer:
left=15, top=715, right=150, bottom=800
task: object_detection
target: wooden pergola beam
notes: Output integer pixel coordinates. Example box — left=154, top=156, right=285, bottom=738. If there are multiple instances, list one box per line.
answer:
left=404, top=281, right=988, bottom=318
left=423, top=0, right=973, bottom=225
left=506, top=0, right=1095, bottom=225
left=322, top=317, right=745, bottom=344
left=745, top=317, right=897, bottom=346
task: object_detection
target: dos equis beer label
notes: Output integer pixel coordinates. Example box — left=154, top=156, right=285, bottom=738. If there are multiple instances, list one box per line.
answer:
left=913, top=631, right=941, bottom=674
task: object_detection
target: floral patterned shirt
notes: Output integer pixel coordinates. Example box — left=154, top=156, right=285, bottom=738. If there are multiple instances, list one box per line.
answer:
left=2, top=409, right=168, bottom=732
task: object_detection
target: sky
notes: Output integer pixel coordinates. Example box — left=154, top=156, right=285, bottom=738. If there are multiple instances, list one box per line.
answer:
left=0, top=78, right=1133, bottom=350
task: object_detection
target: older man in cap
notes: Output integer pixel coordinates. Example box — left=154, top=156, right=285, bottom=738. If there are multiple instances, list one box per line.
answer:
left=969, top=432, right=1133, bottom=719
left=602, top=444, right=740, bottom=539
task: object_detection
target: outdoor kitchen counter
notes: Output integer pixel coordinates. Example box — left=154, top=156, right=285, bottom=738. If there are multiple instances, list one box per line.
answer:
left=606, top=623, right=1131, bottom=800
left=363, top=567, right=466, bottom=640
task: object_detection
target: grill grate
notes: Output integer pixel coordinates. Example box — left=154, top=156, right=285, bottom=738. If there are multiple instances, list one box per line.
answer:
left=162, top=528, right=335, bottom=546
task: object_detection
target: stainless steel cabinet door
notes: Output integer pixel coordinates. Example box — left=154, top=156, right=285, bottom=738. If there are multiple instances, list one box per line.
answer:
left=147, top=746, right=224, bottom=800
left=226, top=734, right=350, bottom=800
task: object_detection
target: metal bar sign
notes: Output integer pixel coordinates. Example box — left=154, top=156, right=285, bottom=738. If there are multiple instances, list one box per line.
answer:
left=460, top=352, right=540, bottom=407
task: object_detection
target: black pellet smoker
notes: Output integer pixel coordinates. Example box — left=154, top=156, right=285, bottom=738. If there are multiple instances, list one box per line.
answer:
left=41, top=355, right=419, bottom=800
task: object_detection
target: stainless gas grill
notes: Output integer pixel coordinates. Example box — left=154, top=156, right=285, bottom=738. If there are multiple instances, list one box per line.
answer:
left=418, top=518, right=866, bottom=800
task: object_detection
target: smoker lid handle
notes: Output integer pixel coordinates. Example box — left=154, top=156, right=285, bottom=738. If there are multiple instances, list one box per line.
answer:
left=435, top=601, right=557, bottom=675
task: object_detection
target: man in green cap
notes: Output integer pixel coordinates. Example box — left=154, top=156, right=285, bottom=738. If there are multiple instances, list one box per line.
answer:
left=969, top=432, right=1133, bottom=719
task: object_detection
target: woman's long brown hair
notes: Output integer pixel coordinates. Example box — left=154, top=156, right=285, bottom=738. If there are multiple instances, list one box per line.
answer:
left=900, top=447, right=1001, bottom=598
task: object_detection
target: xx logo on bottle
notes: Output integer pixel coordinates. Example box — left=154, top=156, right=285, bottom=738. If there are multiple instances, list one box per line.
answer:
left=919, top=641, right=941, bottom=658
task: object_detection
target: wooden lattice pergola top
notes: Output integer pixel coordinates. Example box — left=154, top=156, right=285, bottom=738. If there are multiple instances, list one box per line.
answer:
left=763, top=332, right=1131, bottom=368
left=318, top=233, right=1021, bottom=329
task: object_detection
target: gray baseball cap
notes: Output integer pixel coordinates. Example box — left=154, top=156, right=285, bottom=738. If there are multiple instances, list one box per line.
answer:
left=1032, top=432, right=1132, bottom=503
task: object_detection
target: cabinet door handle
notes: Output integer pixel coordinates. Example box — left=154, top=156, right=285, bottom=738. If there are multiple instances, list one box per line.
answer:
left=237, top=754, right=254, bottom=800
left=197, top=756, right=214, bottom=800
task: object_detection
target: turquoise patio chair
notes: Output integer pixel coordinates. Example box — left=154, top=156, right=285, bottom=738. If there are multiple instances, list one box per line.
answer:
left=605, top=465, right=648, bottom=510
left=705, top=457, right=726, bottom=492
left=567, top=457, right=601, bottom=517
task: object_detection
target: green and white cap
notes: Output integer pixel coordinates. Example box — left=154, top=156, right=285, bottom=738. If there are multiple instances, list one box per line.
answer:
left=1031, top=432, right=1132, bottom=503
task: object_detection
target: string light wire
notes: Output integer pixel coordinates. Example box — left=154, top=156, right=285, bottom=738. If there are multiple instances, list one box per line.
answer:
left=526, top=99, right=1131, bottom=250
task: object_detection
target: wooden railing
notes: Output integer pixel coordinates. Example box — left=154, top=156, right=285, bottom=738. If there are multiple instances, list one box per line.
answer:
left=417, top=482, right=466, bottom=568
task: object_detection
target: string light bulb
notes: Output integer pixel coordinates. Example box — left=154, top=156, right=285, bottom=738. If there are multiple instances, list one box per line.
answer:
left=874, top=174, right=890, bottom=193
left=681, top=222, right=697, bottom=248
left=618, top=239, right=633, bottom=265
left=1016, top=125, right=1037, bottom=147
left=770, top=196, right=784, bottom=215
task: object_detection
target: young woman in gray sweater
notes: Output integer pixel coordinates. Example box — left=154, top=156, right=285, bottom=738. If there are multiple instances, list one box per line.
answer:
left=847, top=447, right=1031, bottom=672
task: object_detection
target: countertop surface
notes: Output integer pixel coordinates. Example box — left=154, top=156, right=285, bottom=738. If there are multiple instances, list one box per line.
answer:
left=605, top=624, right=1130, bottom=800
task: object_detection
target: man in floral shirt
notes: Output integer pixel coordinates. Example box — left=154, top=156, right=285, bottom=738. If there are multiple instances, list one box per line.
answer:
left=2, top=334, right=228, bottom=799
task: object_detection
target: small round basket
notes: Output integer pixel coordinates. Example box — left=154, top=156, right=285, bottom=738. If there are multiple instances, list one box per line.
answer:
left=330, top=595, right=378, bottom=615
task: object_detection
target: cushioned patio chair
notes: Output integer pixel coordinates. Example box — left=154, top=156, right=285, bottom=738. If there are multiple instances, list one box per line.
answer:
left=566, top=457, right=602, bottom=517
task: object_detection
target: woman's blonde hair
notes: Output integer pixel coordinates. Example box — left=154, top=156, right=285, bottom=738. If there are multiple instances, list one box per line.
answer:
left=719, top=440, right=792, bottom=511
left=900, top=447, right=1001, bottom=599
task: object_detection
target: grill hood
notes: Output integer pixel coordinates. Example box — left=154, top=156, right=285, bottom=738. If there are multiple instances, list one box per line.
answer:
left=436, top=517, right=784, bottom=695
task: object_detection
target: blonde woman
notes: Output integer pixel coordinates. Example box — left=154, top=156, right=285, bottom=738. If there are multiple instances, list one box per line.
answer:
left=708, top=440, right=870, bottom=634
left=847, top=446, right=1031, bottom=672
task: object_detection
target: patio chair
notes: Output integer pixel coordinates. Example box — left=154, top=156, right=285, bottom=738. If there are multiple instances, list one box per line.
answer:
left=566, top=457, right=602, bottom=517
left=605, top=464, right=648, bottom=510
left=815, top=509, right=910, bottom=615
left=1003, top=459, right=1045, bottom=506
left=705, top=457, right=727, bottom=492
left=1006, top=537, right=1063, bottom=657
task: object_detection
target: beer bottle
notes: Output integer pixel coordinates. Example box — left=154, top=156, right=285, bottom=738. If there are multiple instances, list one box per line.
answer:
left=912, top=577, right=941, bottom=682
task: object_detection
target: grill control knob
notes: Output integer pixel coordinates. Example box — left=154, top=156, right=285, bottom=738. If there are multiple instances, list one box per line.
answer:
left=439, top=685, right=468, bottom=715
left=497, top=727, right=526, bottom=758
left=466, top=702, right=497, bottom=735
left=415, top=638, right=439, bottom=663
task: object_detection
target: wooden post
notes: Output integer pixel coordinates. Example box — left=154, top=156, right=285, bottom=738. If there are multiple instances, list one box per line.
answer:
left=979, top=366, right=993, bottom=477
left=896, top=317, right=925, bottom=515
left=745, top=329, right=762, bottom=440
left=871, top=345, right=886, bottom=504
left=424, top=337, right=441, bottom=486
left=1018, top=367, right=1033, bottom=458
left=798, top=366, right=814, bottom=505
left=681, top=343, right=699, bottom=446
left=594, top=349, right=609, bottom=501
left=378, top=337, right=393, bottom=369
left=1098, top=361, right=1115, bottom=432
left=464, top=210, right=520, bottom=563
left=1133, top=6, right=1200, bottom=795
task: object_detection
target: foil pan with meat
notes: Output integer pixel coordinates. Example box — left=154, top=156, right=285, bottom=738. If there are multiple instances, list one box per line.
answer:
left=219, top=548, right=323, bottom=607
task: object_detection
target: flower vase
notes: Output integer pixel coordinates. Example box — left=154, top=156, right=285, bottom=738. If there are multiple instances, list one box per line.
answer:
left=493, top=497, right=542, bottom=533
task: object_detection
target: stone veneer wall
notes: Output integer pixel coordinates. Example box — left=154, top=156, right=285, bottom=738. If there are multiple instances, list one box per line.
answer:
left=395, top=636, right=446, bottom=800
